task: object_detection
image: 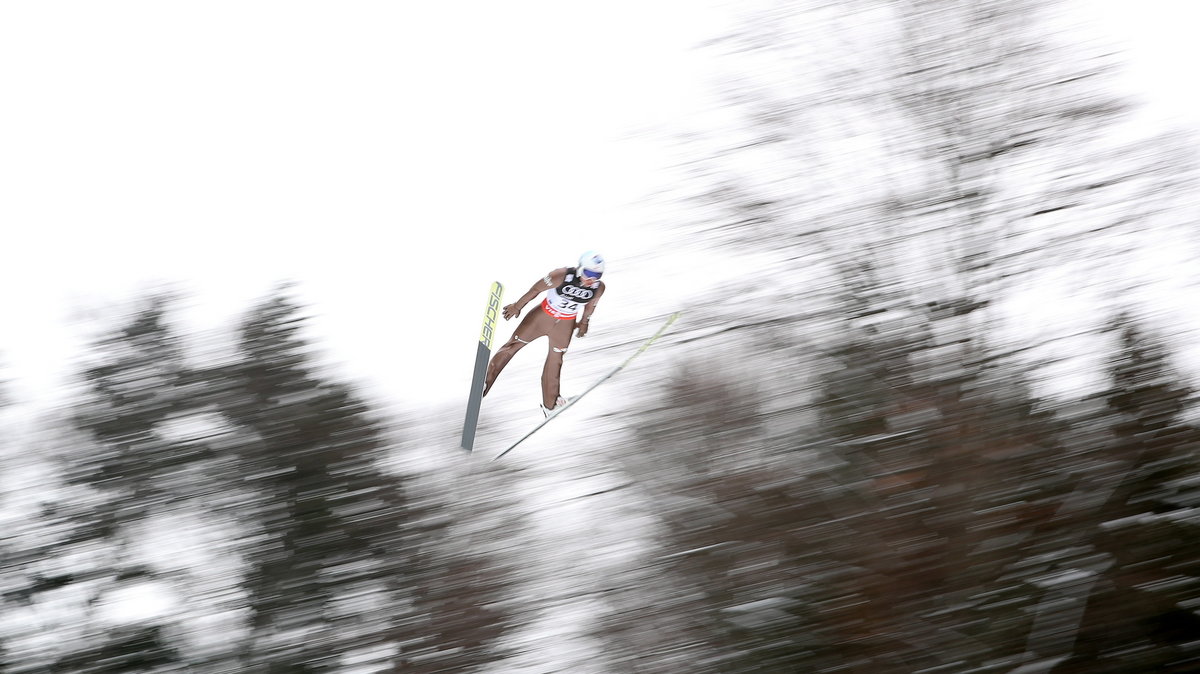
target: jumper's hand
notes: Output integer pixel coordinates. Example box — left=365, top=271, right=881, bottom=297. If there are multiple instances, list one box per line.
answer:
left=576, top=319, right=590, bottom=338
left=503, top=303, right=521, bottom=320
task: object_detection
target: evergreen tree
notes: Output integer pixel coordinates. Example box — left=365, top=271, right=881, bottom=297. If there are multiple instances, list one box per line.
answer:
left=214, top=287, right=413, bottom=671
left=1056, top=315, right=1200, bottom=672
left=216, top=287, right=519, bottom=671
left=0, top=410, right=194, bottom=673
left=3, top=288, right=522, bottom=671
left=7, top=294, right=203, bottom=673
left=70, top=293, right=197, bottom=523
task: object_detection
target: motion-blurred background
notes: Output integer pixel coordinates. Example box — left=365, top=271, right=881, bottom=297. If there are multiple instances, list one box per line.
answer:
left=2, top=0, right=1199, bottom=672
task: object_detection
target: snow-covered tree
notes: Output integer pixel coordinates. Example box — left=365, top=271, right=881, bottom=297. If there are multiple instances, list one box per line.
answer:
left=1, top=326, right=245, bottom=673
left=216, top=286, right=522, bottom=671
left=208, top=286, right=414, bottom=671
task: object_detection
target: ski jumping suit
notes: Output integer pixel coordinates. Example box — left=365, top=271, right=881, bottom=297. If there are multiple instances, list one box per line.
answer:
left=482, top=268, right=602, bottom=409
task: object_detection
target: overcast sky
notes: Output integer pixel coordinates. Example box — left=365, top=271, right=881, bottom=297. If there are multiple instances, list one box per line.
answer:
left=1, top=1, right=727, bottom=409
left=1, top=0, right=1196, bottom=410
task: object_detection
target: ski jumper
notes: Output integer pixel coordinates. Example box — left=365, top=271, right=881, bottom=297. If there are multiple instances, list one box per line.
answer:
left=482, top=268, right=604, bottom=409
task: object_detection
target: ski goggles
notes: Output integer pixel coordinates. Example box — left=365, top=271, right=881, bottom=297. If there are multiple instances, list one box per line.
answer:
left=581, top=268, right=603, bottom=280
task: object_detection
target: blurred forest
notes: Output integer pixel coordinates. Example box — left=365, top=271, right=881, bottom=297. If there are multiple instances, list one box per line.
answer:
left=3, top=0, right=1199, bottom=672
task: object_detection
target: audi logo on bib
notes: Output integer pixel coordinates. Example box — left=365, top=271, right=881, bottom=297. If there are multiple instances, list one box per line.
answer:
left=560, top=285, right=594, bottom=300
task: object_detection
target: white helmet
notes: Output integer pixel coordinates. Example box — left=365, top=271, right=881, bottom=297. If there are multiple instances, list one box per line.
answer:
left=578, top=250, right=605, bottom=280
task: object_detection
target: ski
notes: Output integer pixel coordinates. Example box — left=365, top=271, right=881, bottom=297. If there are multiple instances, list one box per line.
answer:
left=492, top=311, right=682, bottom=461
left=461, top=281, right=504, bottom=451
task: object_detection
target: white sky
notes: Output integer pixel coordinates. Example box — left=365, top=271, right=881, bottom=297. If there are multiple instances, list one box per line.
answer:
left=1087, top=0, right=1200, bottom=128
left=0, top=1, right=724, bottom=408
left=1, top=0, right=1197, bottom=410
